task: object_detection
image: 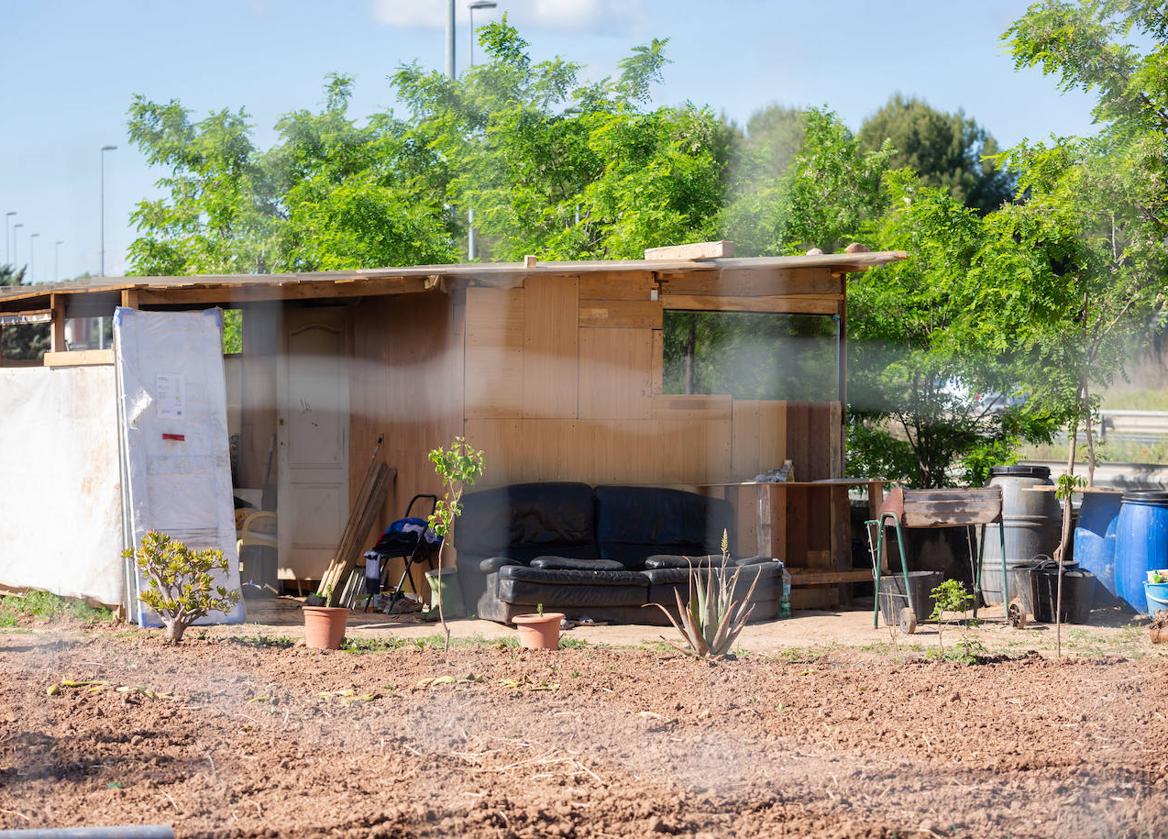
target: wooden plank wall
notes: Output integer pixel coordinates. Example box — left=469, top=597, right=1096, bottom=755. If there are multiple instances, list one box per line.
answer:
left=350, top=291, right=465, bottom=591
left=462, top=268, right=843, bottom=489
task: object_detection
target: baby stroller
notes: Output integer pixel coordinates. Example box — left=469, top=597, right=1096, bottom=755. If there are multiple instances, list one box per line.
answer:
left=362, top=494, right=441, bottom=613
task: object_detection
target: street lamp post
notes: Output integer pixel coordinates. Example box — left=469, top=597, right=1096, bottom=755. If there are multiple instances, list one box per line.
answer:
left=55, top=240, right=63, bottom=282
left=12, top=222, right=23, bottom=271
left=466, top=1, right=498, bottom=260
left=469, top=0, right=496, bottom=68
left=29, top=233, right=39, bottom=283
left=4, top=211, right=14, bottom=266
left=100, top=144, right=118, bottom=276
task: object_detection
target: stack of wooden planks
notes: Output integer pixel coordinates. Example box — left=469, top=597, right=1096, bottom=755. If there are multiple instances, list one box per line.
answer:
left=317, top=435, right=395, bottom=601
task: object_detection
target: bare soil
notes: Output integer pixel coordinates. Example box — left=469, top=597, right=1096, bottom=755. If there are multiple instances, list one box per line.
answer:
left=1, top=626, right=1166, bottom=838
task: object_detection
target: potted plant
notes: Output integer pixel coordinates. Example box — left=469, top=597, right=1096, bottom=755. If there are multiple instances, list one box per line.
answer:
left=1145, top=571, right=1168, bottom=620
left=513, top=603, right=563, bottom=650
left=303, top=585, right=348, bottom=650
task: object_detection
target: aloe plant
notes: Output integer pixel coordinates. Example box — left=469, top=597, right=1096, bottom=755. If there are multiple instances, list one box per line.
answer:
left=649, top=533, right=760, bottom=658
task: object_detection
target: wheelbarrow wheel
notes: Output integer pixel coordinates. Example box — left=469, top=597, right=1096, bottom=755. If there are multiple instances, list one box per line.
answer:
left=898, top=607, right=917, bottom=635
left=1008, top=597, right=1027, bottom=629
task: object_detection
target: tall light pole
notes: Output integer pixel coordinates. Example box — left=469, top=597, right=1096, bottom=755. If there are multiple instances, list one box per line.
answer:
left=29, top=233, right=39, bottom=283
left=12, top=222, right=23, bottom=271
left=100, top=144, right=118, bottom=276
left=4, top=211, right=14, bottom=265
left=466, top=1, right=497, bottom=260
left=55, top=240, right=64, bottom=282
left=445, top=0, right=456, bottom=80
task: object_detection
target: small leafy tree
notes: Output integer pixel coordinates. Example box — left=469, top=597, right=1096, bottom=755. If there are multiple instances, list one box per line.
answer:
left=929, top=579, right=974, bottom=650
left=124, top=530, right=239, bottom=643
left=427, top=437, right=486, bottom=651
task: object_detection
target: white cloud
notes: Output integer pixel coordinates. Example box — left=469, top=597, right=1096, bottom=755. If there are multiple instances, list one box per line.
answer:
left=372, top=0, right=646, bottom=35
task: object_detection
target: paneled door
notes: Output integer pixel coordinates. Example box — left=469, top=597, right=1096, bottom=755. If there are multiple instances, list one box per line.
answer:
left=277, top=306, right=350, bottom=584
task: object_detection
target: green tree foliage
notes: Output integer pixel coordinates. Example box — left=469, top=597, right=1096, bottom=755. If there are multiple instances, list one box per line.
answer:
left=723, top=109, right=893, bottom=256
left=858, top=94, right=1014, bottom=213
left=127, top=21, right=729, bottom=273
left=847, top=171, right=1057, bottom=487
left=999, top=0, right=1168, bottom=481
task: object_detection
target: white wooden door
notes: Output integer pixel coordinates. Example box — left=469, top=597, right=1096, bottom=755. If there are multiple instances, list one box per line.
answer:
left=277, top=307, right=349, bottom=583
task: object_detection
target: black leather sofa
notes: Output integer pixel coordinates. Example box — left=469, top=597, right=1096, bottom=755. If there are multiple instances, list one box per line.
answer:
left=455, top=482, right=784, bottom=625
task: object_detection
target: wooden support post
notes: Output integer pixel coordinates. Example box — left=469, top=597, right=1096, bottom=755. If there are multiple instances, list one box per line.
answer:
left=50, top=294, right=66, bottom=353
left=120, top=288, right=139, bottom=309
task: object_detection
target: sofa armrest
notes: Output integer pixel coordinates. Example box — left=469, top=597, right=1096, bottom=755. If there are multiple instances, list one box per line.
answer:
left=480, top=556, right=526, bottom=573
left=530, top=557, right=626, bottom=571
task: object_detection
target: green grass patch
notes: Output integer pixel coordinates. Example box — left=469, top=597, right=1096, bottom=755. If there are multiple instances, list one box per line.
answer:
left=0, top=592, right=111, bottom=625
left=339, top=633, right=521, bottom=654
left=558, top=635, right=589, bottom=649
left=230, top=634, right=295, bottom=649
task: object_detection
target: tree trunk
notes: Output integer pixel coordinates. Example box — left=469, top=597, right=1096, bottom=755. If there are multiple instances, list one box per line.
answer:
left=1054, top=412, right=1079, bottom=660
left=165, top=620, right=187, bottom=644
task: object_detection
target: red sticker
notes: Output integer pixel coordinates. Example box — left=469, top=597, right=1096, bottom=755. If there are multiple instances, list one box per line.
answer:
left=162, top=433, right=185, bottom=442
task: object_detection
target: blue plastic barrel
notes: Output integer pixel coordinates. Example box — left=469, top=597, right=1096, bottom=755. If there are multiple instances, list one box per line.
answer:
left=1074, top=492, right=1123, bottom=601
left=1114, top=491, right=1168, bottom=613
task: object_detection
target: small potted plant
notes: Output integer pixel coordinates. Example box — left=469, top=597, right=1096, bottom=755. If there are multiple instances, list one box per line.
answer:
left=1145, top=570, right=1168, bottom=620
left=303, top=585, right=348, bottom=650
left=513, top=603, right=563, bottom=650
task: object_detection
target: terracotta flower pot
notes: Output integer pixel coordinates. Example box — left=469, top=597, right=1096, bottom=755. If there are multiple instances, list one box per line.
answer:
left=303, top=606, right=348, bottom=650
left=513, top=612, right=563, bottom=650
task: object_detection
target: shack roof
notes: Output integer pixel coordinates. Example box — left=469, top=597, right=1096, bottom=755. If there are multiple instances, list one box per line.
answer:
left=0, top=250, right=906, bottom=311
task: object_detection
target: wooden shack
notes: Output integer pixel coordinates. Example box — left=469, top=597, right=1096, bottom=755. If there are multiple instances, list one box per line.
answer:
left=0, top=244, right=904, bottom=607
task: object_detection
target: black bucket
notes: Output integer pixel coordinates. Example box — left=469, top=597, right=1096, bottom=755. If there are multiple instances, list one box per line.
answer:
left=1030, top=561, right=1094, bottom=624
left=878, top=570, right=942, bottom=625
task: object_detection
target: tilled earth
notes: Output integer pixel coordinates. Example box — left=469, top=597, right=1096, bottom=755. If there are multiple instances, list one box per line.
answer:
left=1, top=627, right=1166, bottom=838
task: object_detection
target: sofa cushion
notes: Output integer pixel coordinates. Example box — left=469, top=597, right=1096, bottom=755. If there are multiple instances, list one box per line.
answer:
left=594, top=486, right=734, bottom=569
left=496, top=565, right=648, bottom=608
left=458, top=482, right=598, bottom=563
left=530, top=557, right=626, bottom=571
left=643, top=554, right=724, bottom=570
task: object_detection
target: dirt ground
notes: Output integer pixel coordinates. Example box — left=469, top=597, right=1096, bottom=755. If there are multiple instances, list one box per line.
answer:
left=2, top=611, right=1166, bottom=838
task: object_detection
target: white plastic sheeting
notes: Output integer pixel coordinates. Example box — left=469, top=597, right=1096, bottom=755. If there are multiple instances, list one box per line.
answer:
left=0, top=365, right=125, bottom=606
left=114, top=307, right=244, bottom=626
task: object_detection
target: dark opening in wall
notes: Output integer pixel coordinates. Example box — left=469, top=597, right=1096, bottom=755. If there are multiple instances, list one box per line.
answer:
left=662, top=310, right=838, bottom=401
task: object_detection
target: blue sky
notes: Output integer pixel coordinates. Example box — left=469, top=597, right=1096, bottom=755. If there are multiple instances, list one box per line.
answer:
left=0, top=0, right=1097, bottom=282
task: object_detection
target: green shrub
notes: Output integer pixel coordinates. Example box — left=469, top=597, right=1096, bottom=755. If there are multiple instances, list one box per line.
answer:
left=124, top=531, right=238, bottom=643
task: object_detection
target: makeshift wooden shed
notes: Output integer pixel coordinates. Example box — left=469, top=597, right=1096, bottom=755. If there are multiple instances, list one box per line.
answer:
left=0, top=243, right=904, bottom=609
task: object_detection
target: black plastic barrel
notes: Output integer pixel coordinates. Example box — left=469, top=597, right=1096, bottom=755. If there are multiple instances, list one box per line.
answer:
left=980, top=465, right=1063, bottom=605
left=1030, top=560, right=1094, bottom=624
left=878, top=570, right=942, bottom=625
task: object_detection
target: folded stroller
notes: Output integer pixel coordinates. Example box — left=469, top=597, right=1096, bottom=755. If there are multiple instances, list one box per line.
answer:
left=363, top=494, right=442, bottom=613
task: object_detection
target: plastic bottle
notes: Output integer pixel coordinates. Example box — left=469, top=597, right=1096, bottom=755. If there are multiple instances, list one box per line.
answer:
left=780, top=566, right=792, bottom=618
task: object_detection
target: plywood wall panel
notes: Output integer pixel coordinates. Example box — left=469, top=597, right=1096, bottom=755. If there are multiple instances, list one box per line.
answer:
left=660, top=267, right=840, bottom=297
left=578, top=329, right=652, bottom=420
left=578, top=271, right=655, bottom=301
left=522, top=275, right=577, bottom=418
left=578, top=299, right=663, bottom=329
left=465, top=287, right=525, bottom=418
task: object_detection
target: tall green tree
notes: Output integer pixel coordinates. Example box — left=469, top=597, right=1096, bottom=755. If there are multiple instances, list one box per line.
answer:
left=1001, top=0, right=1168, bottom=482
left=126, top=20, right=731, bottom=274
left=858, top=94, right=1014, bottom=214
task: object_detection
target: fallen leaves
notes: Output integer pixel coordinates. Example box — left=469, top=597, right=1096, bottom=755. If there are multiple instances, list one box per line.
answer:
left=414, top=674, right=483, bottom=690
left=316, top=688, right=379, bottom=705
left=46, top=680, right=175, bottom=700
